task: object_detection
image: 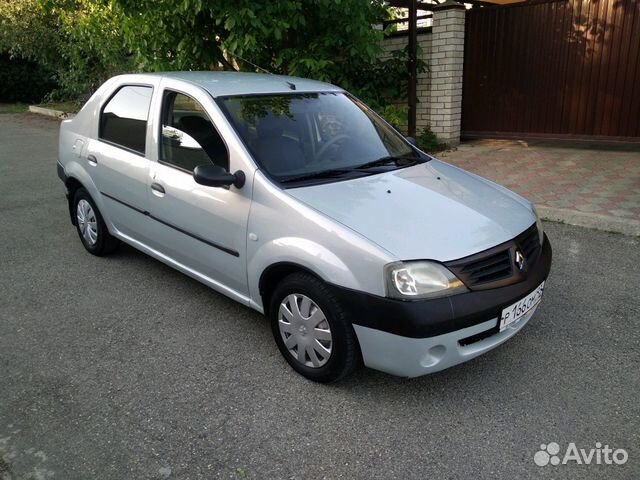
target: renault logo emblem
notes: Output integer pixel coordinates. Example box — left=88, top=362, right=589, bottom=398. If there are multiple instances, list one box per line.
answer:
left=515, top=249, right=526, bottom=271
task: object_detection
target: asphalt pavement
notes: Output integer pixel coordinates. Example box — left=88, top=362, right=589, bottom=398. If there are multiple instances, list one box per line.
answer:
left=0, top=114, right=638, bottom=479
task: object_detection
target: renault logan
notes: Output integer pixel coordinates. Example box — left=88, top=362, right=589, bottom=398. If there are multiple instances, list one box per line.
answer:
left=57, top=72, right=552, bottom=382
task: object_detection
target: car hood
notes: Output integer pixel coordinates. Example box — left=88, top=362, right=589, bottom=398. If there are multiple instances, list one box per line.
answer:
left=286, top=159, right=536, bottom=261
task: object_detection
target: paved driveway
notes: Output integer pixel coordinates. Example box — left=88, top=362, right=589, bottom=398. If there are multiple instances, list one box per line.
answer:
left=0, top=114, right=638, bottom=479
left=440, top=139, right=640, bottom=235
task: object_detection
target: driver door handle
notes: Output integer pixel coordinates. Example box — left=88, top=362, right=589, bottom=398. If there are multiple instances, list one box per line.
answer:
left=151, top=182, right=166, bottom=195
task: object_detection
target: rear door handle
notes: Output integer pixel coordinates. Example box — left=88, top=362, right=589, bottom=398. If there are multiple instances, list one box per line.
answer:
left=87, top=154, right=98, bottom=166
left=151, top=182, right=166, bottom=195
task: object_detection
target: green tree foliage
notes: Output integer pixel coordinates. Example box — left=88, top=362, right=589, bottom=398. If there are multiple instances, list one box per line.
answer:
left=44, top=0, right=134, bottom=99
left=111, top=0, right=414, bottom=116
left=0, top=0, right=61, bottom=66
left=0, top=0, right=131, bottom=101
left=1, top=0, right=418, bottom=122
left=0, top=0, right=59, bottom=102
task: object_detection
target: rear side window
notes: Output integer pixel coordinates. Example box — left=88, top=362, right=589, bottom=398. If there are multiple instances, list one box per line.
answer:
left=100, top=85, right=153, bottom=154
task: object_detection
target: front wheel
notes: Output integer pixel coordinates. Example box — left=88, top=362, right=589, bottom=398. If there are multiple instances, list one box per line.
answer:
left=270, top=273, right=361, bottom=382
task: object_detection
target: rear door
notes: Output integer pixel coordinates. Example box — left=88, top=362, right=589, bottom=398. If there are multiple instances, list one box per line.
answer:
left=144, top=79, right=254, bottom=301
left=86, top=83, right=156, bottom=240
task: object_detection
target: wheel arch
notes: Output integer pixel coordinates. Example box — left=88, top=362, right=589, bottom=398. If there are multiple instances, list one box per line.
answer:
left=65, top=176, right=85, bottom=225
left=259, top=262, right=324, bottom=317
left=61, top=160, right=105, bottom=227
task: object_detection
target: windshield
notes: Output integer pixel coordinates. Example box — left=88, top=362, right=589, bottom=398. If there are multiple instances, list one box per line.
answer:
left=218, top=92, right=425, bottom=186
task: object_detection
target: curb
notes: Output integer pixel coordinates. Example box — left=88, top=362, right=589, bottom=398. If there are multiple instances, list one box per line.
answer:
left=28, top=105, right=76, bottom=119
left=537, top=205, right=640, bottom=237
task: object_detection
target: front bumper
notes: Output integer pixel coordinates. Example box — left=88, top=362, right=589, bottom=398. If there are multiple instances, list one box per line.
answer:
left=353, top=305, right=539, bottom=377
left=329, top=234, right=552, bottom=377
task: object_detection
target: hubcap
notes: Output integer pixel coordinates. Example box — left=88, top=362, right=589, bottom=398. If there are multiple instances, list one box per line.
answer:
left=278, top=294, right=332, bottom=368
left=76, top=199, right=98, bottom=246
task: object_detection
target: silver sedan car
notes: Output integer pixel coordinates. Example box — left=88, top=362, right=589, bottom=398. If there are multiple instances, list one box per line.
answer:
left=58, top=72, right=551, bottom=382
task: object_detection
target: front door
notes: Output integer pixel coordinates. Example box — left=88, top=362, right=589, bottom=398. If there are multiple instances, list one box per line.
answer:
left=144, top=86, right=253, bottom=300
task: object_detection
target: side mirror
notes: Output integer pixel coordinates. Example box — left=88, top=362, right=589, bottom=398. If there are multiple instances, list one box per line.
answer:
left=406, top=136, right=417, bottom=146
left=193, top=164, right=246, bottom=189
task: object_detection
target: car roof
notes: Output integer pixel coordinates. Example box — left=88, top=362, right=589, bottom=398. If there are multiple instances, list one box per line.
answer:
left=132, top=71, right=343, bottom=97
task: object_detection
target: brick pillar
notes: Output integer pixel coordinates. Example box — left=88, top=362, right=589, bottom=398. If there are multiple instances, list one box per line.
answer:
left=428, top=0, right=465, bottom=146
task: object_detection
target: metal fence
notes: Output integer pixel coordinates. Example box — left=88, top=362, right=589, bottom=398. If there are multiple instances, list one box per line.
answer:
left=462, top=0, right=640, bottom=140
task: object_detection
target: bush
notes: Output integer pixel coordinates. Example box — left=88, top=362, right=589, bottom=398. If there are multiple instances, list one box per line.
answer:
left=378, top=104, right=408, bottom=131
left=0, top=54, right=56, bottom=103
left=416, top=127, right=447, bottom=153
left=0, top=0, right=132, bottom=102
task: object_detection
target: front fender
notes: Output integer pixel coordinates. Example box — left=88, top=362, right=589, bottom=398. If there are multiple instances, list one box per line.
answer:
left=247, top=237, right=361, bottom=313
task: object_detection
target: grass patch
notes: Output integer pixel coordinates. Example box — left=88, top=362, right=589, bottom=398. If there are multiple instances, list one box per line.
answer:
left=0, top=103, right=28, bottom=114
left=0, top=101, right=81, bottom=115
left=37, top=101, right=80, bottom=113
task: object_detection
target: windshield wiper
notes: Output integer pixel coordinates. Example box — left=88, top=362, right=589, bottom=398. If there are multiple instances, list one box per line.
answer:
left=354, top=154, right=419, bottom=170
left=278, top=154, right=420, bottom=185
left=279, top=168, right=361, bottom=184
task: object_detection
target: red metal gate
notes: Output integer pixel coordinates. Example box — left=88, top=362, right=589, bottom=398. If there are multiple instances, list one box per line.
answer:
left=462, top=0, right=640, bottom=141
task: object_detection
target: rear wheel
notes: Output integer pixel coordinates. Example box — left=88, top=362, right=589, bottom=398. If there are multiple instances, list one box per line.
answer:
left=270, top=272, right=361, bottom=382
left=73, top=188, right=119, bottom=256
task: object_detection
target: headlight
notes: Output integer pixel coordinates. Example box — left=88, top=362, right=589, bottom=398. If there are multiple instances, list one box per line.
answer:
left=533, top=205, right=544, bottom=245
left=384, top=261, right=468, bottom=300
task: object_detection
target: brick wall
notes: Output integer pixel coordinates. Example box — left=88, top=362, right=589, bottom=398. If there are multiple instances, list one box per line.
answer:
left=429, top=3, right=465, bottom=145
left=380, top=31, right=432, bottom=135
left=381, top=2, right=465, bottom=145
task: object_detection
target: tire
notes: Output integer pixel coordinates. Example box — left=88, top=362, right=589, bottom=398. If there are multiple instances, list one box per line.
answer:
left=73, top=188, right=119, bottom=256
left=270, top=272, right=361, bottom=382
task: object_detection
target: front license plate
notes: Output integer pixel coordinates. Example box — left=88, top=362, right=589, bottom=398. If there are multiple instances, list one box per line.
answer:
left=499, top=281, right=545, bottom=332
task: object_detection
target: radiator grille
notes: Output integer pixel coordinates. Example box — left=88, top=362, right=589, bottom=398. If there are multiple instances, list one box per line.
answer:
left=445, top=223, right=541, bottom=290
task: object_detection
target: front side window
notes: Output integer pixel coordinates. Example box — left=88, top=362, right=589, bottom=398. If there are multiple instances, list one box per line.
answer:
left=159, top=91, right=229, bottom=172
left=219, top=92, right=424, bottom=187
left=100, top=85, right=152, bottom=154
